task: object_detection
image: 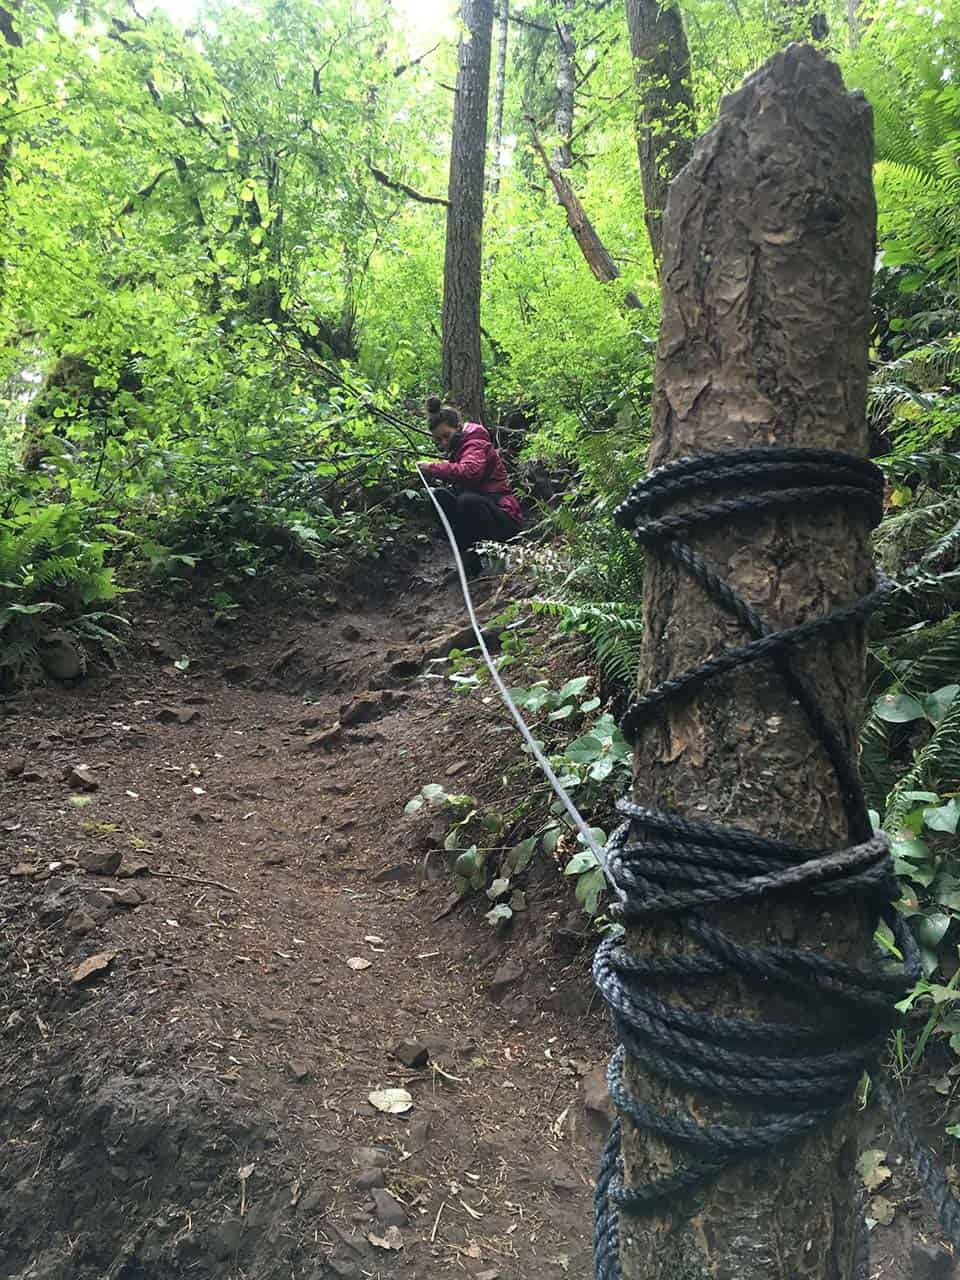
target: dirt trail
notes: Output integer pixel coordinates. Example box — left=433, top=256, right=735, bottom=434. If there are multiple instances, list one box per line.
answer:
left=0, top=551, right=607, bottom=1280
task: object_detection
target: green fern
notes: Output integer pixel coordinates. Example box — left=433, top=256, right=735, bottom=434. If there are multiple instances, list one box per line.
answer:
left=530, top=597, right=644, bottom=686
left=883, top=696, right=960, bottom=835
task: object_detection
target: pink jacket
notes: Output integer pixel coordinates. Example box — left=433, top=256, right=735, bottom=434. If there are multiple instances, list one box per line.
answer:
left=422, top=422, right=522, bottom=524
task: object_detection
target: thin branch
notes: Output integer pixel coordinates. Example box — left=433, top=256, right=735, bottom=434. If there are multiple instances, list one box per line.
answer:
left=367, top=163, right=449, bottom=207
left=393, top=42, right=440, bottom=76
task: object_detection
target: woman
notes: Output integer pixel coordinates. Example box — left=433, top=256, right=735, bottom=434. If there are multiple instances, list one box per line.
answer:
left=418, top=397, right=522, bottom=578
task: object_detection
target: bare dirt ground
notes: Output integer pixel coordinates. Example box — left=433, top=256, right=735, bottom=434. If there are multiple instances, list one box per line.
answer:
left=1, top=549, right=609, bottom=1280
left=1, top=543, right=957, bottom=1280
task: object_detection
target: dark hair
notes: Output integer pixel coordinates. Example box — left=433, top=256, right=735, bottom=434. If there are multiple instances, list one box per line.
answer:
left=426, top=396, right=460, bottom=433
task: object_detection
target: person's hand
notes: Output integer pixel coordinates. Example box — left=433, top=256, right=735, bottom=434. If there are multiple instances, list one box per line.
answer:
left=417, top=461, right=436, bottom=477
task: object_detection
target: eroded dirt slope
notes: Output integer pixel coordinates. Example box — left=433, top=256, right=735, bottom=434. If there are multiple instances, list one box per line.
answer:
left=1, top=553, right=608, bottom=1280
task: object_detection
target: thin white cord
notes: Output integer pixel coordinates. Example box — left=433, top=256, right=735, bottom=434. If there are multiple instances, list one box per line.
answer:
left=416, top=466, right=616, bottom=885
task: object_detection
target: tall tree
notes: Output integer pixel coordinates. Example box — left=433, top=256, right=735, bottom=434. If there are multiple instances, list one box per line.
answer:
left=624, top=0, right=693, bottom=267
left=490, top=3, right=509, bottom=197
left=442, top=0, right=495, bottom=419
left=612, top=45, right=879, bottom=1279
left=553, top=0, right=575, bottom=168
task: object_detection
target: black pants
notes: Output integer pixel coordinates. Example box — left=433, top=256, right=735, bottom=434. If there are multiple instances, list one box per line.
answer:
left=431, top=489, right=521, bottom=574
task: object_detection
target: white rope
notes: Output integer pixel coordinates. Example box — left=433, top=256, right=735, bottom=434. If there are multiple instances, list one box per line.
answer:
left=415, top=466, right=616, bottom=886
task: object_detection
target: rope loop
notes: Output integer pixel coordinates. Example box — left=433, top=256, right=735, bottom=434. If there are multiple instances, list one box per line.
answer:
left=592, top=447, right=949, bottom=1280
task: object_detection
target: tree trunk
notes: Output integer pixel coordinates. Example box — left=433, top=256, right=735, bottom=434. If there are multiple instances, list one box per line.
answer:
left=442, top=0, right=494, bottom=421
left=530, top=130, right=641, bottom=309
left=553, top=0, right=575, bottom=169
left=490, top=2, right=509, bottom=197
left=624, top=0, right=693, bottom=268
left=847, top=0, right=861, bottom=49
left=0, top=1, right=21, bottom=306
left=619, top=44, right=877, bottom=1280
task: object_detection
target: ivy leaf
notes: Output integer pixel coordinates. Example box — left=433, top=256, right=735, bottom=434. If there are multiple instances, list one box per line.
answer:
left=924, top=799, right=960, bottom=834
left=564, top=849, right=599, bottom=876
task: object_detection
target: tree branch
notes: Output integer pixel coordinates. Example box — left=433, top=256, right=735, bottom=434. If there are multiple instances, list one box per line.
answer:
left=367, top=163, right=449, bottom=207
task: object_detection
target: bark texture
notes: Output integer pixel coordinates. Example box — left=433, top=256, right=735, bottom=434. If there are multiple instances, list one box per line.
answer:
left=490, top=1, right=509, bottom=198
left=620, top=45, right=877, bottom=1280
left=531, top=131, right=641, bottom=309
left=553, top=0, right=575, bottom=169
left=624, top=0, right=693, bottom=267
left=442, top=0, right=494, bottom=421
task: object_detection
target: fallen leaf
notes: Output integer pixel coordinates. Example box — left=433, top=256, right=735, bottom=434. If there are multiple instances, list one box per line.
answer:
left=368, top=1087, right=413, bottom=1114
left=368, top=1226, right=403, bottom=1251
left=365, top=935, right=384, bottom=945
left=71, top=950, right=118, bottom=985
left=347, top=956, right=372, bottom=971
left=869, top=1195, right=896, bottom=1226
left=857, top=1149, right=892, bottom=1193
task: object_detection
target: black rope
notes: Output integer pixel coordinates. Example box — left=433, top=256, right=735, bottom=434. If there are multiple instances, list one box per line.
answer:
left=592, top=447, right=960, bottom=1279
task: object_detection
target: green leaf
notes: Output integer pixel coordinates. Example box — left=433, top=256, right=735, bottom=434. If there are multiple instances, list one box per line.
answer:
left=580, top=697, right=602, bottom=713
left=404, top=797, right=424, bottom=815
left=421, top=783, right=446, bottom=801
left=924, top=799, right=960, bottom=834
left=486, top=877, right=510, bottom=900
left=564, top=849, right=599, bottom=876
left=558, top=676, right=589, bottom=699
left=875, top=692, right=925, bottom=723
left=924, top=684, right=960, bottom=725
left=485, top=903, right=513, bottom=925
left=548, top=704, right=575, bottom=721
left=565, top=734, right=603, bottom=764
left=506, top=836, right=539, bottom=872
left=575, top=866, right=605, bottom=915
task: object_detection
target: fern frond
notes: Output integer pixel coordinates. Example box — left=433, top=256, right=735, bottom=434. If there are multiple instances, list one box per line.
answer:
left=883, top=696, right=960, bottom=834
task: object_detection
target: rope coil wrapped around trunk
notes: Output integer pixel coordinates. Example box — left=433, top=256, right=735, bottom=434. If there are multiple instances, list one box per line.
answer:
left=592, top=447, right=960, bottom=1279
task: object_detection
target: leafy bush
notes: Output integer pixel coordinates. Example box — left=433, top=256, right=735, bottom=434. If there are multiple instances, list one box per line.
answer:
left=0, top=497, right=121, bottom=686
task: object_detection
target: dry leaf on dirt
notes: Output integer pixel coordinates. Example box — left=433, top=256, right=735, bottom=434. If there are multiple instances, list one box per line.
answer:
left=869, top=1195, right=896, bottom=1226
left=346, top=956, right=372, bottom=971
left=368, top=1088, right=413, bottom=1114
left=857, top=1148, right=892, bottom=1193
left=368, top=1226, right=403, bottom=1250
left=71, top=950, right=118, bottom=985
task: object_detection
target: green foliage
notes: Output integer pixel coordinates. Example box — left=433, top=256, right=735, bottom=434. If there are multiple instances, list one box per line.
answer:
left=0, top=493, right=121, bottom=685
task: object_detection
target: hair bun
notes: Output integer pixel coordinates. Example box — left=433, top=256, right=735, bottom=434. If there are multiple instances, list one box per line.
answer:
left=425, top=395, right=443, bottom=414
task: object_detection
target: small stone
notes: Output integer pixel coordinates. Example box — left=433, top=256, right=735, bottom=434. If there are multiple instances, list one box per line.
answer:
left=21, top=769, right=48, bottom=783
left=80, top=848, right=122, bottom=876
left=354, top=1168, right=385, bottom=1191
left=342, top=624, right=362, bottom=642
left=302, top=724, right=342, bottom=752
left=447, top=759, right=469, bottom=777
left=64, top=765, right=99, bottom=792
left=11, top=862, right=39, bottom=878
left=117, top=860, right=150, bottom=879
left=288, top=1059, right=313, bottom=1082
left=156, top=707, right=199, bottom=726
left=3, top=756, right=26, bottom=779
left=113, top=886, right=144, bottom=908
left=370, top=1189, right=407, bottom=1228
left=389, top=657, right=421, bottom=679
left=71, top=950, right=118, bottom=985
left=39, top=632, right=85, bottom=681
left=487, top=959, right=523, bottom=998
left=66, top=910, right=97, bottom=937
left=352, top=1146, right=392, bottom=1170
left=911, top=1242, right=955, bottom=1280
left=392, top=1041, right=429, bottom=1070
left=339, top=694, right=384, bottom=728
